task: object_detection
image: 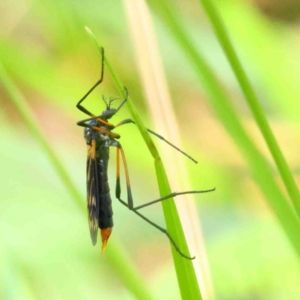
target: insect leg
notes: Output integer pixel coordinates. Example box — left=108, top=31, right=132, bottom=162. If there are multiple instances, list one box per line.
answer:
left=114, top=118, right=198, bottom=163
left=77, top=86, right=128, bottom=129
left=76, top=47, right=105, bottom=116
left=115, top=146, right=133, bottom=208
left=117, top=141, right=214, bottom=209
left=116, top=143, right=214, bottom=209
left=114, top=118, right=135, bottom=128
left=115, top=144, right=207, bottom=260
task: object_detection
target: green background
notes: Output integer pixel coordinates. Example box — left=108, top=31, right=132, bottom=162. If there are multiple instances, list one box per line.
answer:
left=1, top=0, right=300, bottom=299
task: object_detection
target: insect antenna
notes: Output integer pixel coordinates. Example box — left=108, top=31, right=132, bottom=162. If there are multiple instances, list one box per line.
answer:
left=108, top=96, right=121, bottom=108
left=102, top=94, right=109, bottom=108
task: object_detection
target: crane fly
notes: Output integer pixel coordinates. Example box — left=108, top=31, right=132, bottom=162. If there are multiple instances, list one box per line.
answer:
left=76, top=48, right=215, bottom=260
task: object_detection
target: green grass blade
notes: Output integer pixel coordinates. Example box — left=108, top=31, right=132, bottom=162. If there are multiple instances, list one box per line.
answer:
left=85, top=27, right=203, bottom=300
left=199, top=0, right=300, bottom=218
left=0, top=62, right=156, bottom=300
left=148, top=0, right=300, bottom=261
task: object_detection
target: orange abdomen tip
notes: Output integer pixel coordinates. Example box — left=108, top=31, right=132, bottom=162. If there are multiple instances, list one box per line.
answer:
left=100, top=228, right=112, bottom=254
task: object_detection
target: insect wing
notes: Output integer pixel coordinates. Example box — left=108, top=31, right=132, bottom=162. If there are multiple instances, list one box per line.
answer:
left=86, top=139, right=99, bottom=245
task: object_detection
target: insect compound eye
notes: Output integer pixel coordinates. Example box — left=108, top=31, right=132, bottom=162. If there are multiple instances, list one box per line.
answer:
left=89, top=119, right=98, bottom=126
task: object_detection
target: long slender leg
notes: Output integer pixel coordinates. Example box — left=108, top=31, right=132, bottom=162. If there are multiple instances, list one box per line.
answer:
left=76, top=47, right=105, bottom=116
left=114, top=145, right=213, bottom=259
left=116, top=145, right=214, bottom=209
left=132, top=188, right=215, bottom=210
left=115, top=146, right=133, bottom=208
left=114, top=118, right=198, bottom=164
left=114, top=118, right=135, bottom=128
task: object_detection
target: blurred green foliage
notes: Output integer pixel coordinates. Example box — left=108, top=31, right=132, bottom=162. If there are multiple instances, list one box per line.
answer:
left=1, top=0, right=300, bottom=299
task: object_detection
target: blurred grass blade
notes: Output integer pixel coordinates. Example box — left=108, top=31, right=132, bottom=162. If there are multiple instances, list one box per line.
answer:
left=148, top=0, right=300, bottom=260
left=199, top=0, right=300, bottom=218
left=0, top=63, right=84, bottom=212
left=216, top=1, right=300, bottom=121
left=0, top=62, right=156, bottom=300
left=85, top=27, right=203, bottom=300
left=123, top=0, right=215, bottom=298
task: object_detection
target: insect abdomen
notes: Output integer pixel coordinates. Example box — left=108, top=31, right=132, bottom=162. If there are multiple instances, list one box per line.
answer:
left=97, top=158, right=113, bottom=230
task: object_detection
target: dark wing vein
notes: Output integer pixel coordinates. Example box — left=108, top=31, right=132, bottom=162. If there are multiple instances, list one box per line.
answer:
left=87, top=140, right=99, bottom=245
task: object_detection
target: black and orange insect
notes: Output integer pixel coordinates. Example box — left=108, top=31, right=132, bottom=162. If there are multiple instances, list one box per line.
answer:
left=76, top=48, right=215, bottom=260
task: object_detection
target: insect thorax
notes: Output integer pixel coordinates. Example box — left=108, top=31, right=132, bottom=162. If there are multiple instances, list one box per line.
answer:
left=84, top=119, right=114, bottom=149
